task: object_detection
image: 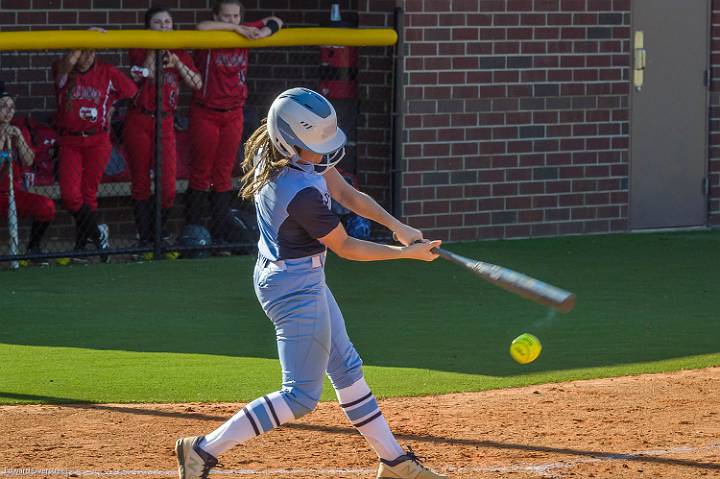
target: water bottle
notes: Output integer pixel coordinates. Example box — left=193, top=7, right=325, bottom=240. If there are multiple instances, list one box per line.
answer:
left=131, top=66, right=150, bottom=78
left=331, top=3, right=341, bottom=22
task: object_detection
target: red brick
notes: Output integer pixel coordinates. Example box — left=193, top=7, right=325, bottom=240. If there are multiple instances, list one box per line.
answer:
left=436, top=186, right=464, bottom=199
left=589, top=0, right=613, bottom=10
left=424, top=201, right=450, bottom=214
left=508, top=141, right=533, bottom=153
left=437, top=214, right=464, bottom=228
left=543, top=207, right=569, bottom=221
left=571, top=207, right=597, bottom=220
left=520, top=13, right=546, bottom=25
left=532, top=223, right=559, bottom=236
left=48, top=11, right=78, bottom=24
left=534, top=0, right=560, bottom=11
left=493, top=183, right=519, bottom=196
left=1, top=0, right=33, bottom=7
left=507, top=27, right=534, bottom=40
left=479, top=0, right=506, bottom=12
left=507, top=195, right=533, bottom=209
left=561, top=0, right=586, bottom=10
left=17, top=11, right=47, bottom=24
left=465, top=184, right=491, bottom=197
left=408, top=187, right=436, bottom=201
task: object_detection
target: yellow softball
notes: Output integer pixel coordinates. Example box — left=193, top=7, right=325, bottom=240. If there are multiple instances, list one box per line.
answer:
left=509, top=333, right=542, bottom=364
left=55, top=257, right=71, bottom=266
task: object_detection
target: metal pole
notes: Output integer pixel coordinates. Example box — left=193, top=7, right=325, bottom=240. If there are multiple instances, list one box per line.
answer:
left=153, top=50, right=164, bottom=259
left=3, top=150, right=19, bottom=269
left=390, top=7, right=405, bottom=219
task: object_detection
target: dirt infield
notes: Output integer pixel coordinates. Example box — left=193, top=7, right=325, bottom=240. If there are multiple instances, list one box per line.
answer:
left=1, top=367, right=718, bottom=479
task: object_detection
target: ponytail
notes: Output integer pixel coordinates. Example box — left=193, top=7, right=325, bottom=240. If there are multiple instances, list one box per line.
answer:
left=239, top=119, right=289, bottom=200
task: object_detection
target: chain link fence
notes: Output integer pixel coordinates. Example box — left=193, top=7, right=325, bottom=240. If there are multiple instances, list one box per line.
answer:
left=0, top=37, right=386, bottom=268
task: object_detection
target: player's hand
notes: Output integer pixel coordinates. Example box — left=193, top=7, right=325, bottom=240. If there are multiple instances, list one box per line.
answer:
left=0, top=125, right=14, bottom=154
left=403, top=240, right=441, bottom=262
left=392, top=224, right=424, bottom=246
left=0, top=123, right=21, bottom=139
left=255, top=26, right=273, bottom=39
left=235, top=25, right=262, bottom=39
left=163, top=52, right=179, bottom=68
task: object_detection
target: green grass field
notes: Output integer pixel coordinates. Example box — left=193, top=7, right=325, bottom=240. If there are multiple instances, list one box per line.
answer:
left=1, top=231, right=718, bottom=405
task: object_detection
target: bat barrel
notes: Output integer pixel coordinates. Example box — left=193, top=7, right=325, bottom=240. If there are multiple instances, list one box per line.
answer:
left=434, top=247, right=576, bottom=313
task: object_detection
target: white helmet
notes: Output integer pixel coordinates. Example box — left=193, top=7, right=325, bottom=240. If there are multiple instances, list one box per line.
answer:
left=266, top=87, right=347, bottom=173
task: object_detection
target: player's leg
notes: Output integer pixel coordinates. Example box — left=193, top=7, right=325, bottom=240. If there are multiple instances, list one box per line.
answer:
left=15, top=190, right=55, bottom=256
left=186, top=107, right=219, bottom=226
left=207, top=109, right=243, bottom=244
left=123, top=111, right=154, bottom=245
left=324, top=286, right=405, bottom=461
left=79, top=137, right=113, bottom=261
left=57, top=139, right=87, bottom=250
left=178, top=257, right=331, bottom=479
left=324, top=287, right=448, bottom=479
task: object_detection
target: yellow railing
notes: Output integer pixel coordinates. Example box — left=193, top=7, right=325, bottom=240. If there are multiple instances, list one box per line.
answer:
left=0, top=28, right=397, bottom=51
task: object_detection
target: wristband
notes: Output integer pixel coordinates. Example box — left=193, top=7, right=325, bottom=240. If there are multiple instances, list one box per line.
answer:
left=265, top=19, right=280, bottom=34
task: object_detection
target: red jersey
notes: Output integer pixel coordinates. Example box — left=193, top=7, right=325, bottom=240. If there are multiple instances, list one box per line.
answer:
left=129, top=49, right=199, bottom=113
left=0, top=125, right=33, bottom=193
left=53, top=59, right=137, bottom=133
left=192, top=20, right=265, bottom=110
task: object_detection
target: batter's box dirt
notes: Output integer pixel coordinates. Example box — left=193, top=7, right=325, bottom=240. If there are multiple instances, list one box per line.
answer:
left=1, top=368, right=718, bottom=479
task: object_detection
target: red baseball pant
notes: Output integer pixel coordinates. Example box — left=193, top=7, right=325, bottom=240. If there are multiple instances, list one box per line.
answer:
left=0, top=189, right=56, bottom=223
left=123, top=110, right=177, bottom=209
left=57, top=134, right=113, bottom=212
left=188, top=105, right=244, bottom=193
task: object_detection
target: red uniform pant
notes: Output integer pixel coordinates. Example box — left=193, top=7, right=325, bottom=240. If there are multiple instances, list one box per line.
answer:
left=57, top=133, right=113, bottom=212
left=123, top=110, right=177, bottom=209
left=0, top=189, right=56, bottom=223
left=188, top=104, right=244, bottom=193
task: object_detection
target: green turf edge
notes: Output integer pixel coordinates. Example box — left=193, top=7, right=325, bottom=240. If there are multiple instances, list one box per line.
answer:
left=1, top=344, right=718, bottom=405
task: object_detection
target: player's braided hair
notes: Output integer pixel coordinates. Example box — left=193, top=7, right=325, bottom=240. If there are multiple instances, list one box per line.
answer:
left=239, top=119, right=289, bottom=200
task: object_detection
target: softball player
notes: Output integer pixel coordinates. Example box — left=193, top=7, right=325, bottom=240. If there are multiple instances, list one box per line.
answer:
left=0, top=87, right=56, bottom=258
left=53, top=39, right=137, bottom=261
left=185, top=0, right=283, bottom=248
left=123, top=7, right=202, bottom=248
left=176, top=89, right=449, bottom=479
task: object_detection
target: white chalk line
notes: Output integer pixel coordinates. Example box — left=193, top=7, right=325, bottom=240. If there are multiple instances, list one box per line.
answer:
left=1, top=442, right=718, bottom=477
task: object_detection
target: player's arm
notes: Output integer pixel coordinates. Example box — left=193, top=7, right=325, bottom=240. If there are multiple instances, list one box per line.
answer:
left=13, top=127, right=34, bottom=167
left=325, top=167, right=423, bottom=245
left=56, top=50, right=82, bottom=77
left=319, top=223, right=439, bottom=262
left=0, top=125, right=33, bottom=167
left=141, top=50, right=156, bottom=78
left=196, top=20, right=262, bottom=39
left=255, top=16, right=283, bottom=39
left=167, top=52, right=203, bottom=91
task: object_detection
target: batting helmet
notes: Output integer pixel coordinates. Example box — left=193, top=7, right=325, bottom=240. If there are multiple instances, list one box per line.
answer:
left=220, top=208, right=259, bottom=254
left=266, top=87, right=347, bottom=173
left=345, top=214, right=371, bottom=240
left=178, top=224, right=212, bottom=259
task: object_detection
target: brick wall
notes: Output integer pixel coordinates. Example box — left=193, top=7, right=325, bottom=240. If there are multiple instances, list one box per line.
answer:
left=710, top=0, right=720, bottom=226
left=402, top=0, right=632, bottom=241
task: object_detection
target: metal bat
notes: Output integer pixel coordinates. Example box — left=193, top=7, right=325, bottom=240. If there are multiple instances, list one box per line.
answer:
left=434, top=247, right=576, bottom=313
left=395, top=234, right=576, bottom=312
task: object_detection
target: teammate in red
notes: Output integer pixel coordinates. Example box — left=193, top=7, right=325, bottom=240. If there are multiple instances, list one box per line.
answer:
left=53, top=33, right=137, bottom=261
left=186, top=0, right=283, bottom=247
left=124, top=7, right=202, bottom=249
left=0, top=83, right=56, bottom=260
